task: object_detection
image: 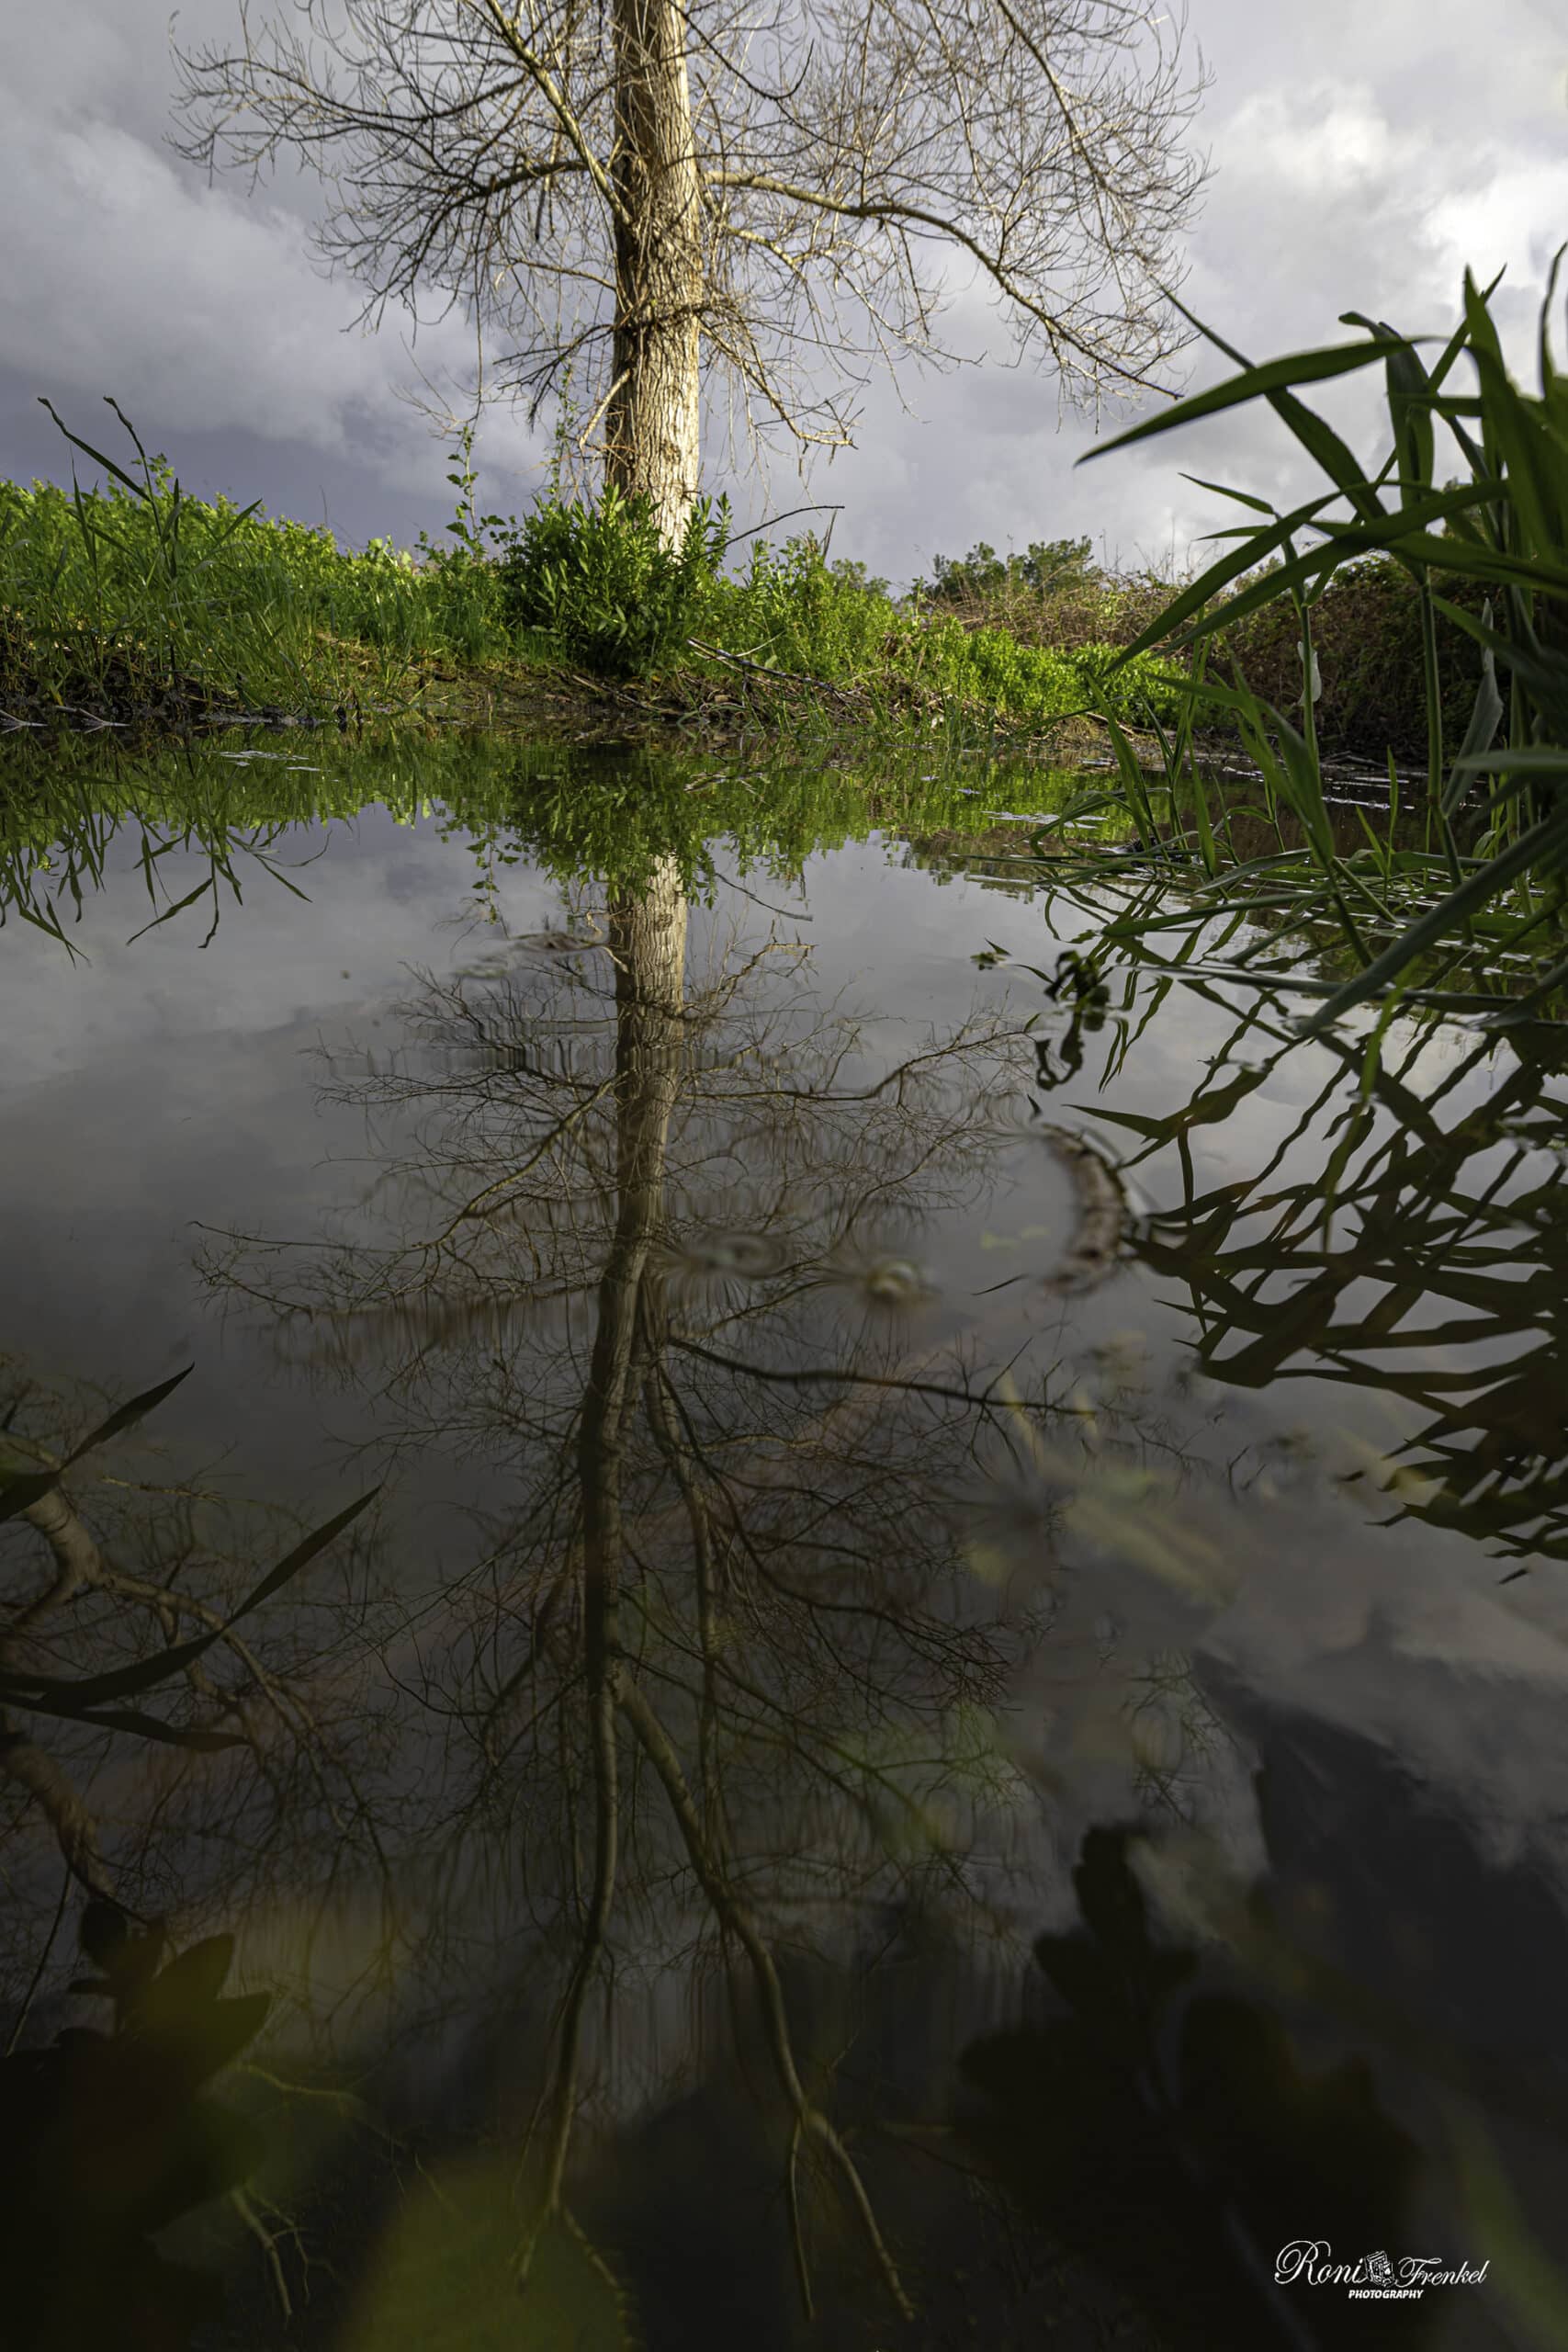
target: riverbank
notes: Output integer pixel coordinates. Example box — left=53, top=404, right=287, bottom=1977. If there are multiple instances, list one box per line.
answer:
left=0, top=439, right=1185, bottom=759
left=0, top=592, right=1143, bottom=765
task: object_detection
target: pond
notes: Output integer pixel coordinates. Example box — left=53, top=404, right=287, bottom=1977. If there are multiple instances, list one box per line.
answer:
left=2, top=734, right=1565, bottom=2351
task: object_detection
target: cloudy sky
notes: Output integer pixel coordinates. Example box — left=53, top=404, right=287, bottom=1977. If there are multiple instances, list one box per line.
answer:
left=2, top=0, right=1564, bottom=585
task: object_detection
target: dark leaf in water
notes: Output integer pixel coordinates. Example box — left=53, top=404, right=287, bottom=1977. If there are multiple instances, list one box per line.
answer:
left=2, top=1915, right=270, bottom=2350
left=962, top=1829, right=1427, bottom=2348
left=0, top=1363, right=194, bottom=1522
left=8, top=1482, right=379, bottom=1707
left=133, top=1932, right=234, bottom=2019
left=77, top=1898, right=130, bottom=1969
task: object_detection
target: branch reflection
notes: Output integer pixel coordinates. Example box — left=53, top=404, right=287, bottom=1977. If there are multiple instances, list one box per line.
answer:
left=202, top=854, right=1092, bottom=2319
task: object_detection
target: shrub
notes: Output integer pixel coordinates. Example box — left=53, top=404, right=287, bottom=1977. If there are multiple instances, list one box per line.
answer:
left=1212, top=557, right=1487, bottom=762
left=494, top=484, right=730, bottom=677
left=692, top=534, right=1183, bottom=731
left=695, top=534, right=900, bottom=677
left=918, top=537, right=1101, bottom=603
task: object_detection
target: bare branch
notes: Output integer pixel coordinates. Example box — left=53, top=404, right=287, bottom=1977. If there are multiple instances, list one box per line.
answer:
left=171, top=0, right=1211, bottom=514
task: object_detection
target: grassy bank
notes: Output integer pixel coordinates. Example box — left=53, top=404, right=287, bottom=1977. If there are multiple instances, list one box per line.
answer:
left=0, top=406, right=1180, bottom=752
left=0, top=413, right=516, bottom=729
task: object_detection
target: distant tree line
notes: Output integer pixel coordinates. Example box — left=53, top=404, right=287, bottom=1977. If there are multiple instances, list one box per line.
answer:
left=918, top=537, right=1103, bottom=605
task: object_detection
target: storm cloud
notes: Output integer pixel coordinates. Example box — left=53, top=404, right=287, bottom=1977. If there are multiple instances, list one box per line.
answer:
left=2, top=0, right=1564, bottom=578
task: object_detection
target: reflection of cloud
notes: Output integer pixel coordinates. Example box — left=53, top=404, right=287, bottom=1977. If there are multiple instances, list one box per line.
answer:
left=1192, top=1531, right=1568, bottom=2088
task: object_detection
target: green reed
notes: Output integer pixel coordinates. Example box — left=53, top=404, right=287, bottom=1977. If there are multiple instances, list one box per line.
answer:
left=1077, top=254, right=1568, bottom=1020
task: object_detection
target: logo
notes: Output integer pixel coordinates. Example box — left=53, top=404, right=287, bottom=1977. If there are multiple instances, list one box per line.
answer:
left=1275, top=2242, right=1490, bottom=2302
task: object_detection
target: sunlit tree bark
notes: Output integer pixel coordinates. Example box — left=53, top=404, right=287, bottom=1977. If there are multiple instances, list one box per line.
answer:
left=173, top=0, right=1210, bottom=538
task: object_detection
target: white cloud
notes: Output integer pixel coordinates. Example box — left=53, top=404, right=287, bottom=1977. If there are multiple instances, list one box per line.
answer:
left=807, top=15, right=1568, bottom=583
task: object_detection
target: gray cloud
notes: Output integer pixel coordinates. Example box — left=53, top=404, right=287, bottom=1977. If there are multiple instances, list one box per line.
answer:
left=3, top=0, right=1565, bottom=577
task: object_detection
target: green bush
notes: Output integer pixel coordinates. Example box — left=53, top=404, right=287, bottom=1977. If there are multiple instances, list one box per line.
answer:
left=695, top=534, right=899, bottom=676
left=494, top=484, right=730, bottom=678
left=1213, top=556, right=1487, bottom=762
left=918, top=536, right=1101, bottom=602
left=693, top=534, right=1183, bottom=731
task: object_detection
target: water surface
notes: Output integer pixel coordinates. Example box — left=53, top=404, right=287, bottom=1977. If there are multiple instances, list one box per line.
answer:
left=3, top=737, right=1565, bottom=2350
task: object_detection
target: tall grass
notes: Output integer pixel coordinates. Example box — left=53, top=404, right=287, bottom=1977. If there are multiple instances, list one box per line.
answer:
left=0, top=400, right=1181, bottom=741
left=1081, top=256, right=1568, bottom=1020
left=0, top=401, right=518, bottom=721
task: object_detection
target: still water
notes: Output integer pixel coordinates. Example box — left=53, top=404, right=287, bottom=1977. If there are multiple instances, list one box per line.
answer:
left=2, top=739, right=1566, bottom=2350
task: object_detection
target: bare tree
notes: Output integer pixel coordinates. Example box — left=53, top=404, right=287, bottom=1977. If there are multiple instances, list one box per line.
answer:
left=172, top=0, right=1210, bottom=540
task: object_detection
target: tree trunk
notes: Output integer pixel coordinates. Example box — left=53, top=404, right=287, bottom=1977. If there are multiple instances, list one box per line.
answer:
left=578, top=854, right=688, bottom=1695
left=607, top=0, right=703, bottom=545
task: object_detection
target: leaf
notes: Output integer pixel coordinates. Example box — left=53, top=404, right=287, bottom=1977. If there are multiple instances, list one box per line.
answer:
left=5, top=1485, right=381, bottom=1708
left=1179, top=473, right=1278, bottom=515
left=1442, top=597, right=1506, bottom=815
left=141, top=1934, right=236, bottom=2016
left=1450, top=746, right=1568, bottom=781
left=37, top=398, right=155, bottom=506
left=124, top=877, right=215, bottom=946
left=1383, top=327, right=1438, bottom=502
left=1463, top=273, right=1568, bottom=559
left=0, top=1364, right=194, bottom=1522
left=62, top=1362, right=195, bottom=1460
left=1307, top=801, right=1568, bottom=1028
left=1108, top=481, right=1498, bottom=670
left=1077, top=334, right=1408, bottom=467
left=1430, top=594, right=1568, bottom=735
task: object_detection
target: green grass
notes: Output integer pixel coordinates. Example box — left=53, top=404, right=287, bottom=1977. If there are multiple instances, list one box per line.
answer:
left=1, top=370, right=1509, bottom=832
left=0, top=400, right=524, bottom=722
left=691, top=533, right=1184, bottom=737
left=0, top=399, right=1181, bottom=746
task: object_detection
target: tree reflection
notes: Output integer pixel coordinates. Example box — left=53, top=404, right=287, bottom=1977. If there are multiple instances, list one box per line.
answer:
left=202, top=851, right=1083, bottom=2316
left=9, top=820, right=1538, bottom=2337
left=0, top=1361, right=383, bottom=1965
